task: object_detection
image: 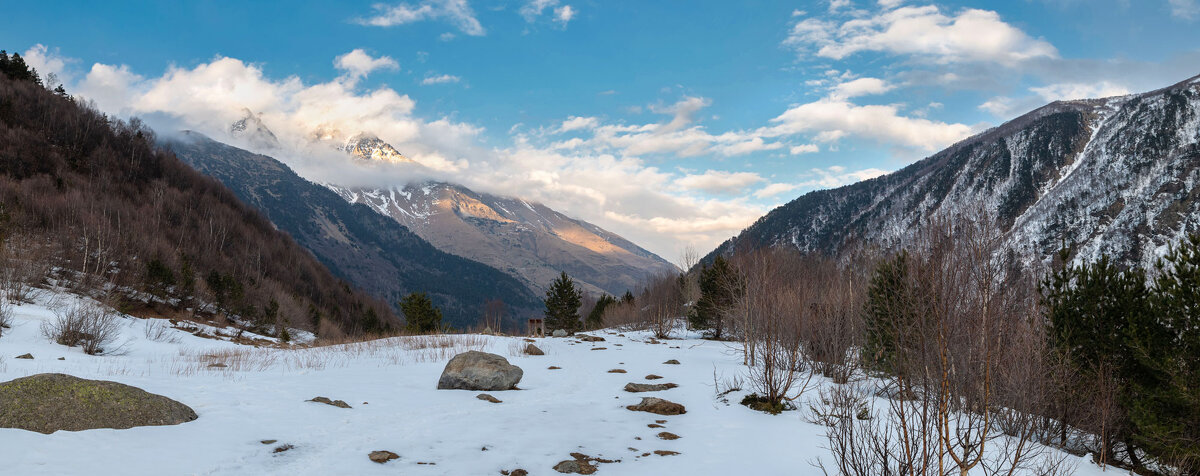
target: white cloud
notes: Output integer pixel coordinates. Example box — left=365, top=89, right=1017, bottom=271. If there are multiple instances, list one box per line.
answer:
left=421, top=73, right=462, bottom=85
left=786, top=5, right=1058, bottom=65
left=798, top=166, right=890, bottom=189
left=560, top=116, right=599, bottom=132
left=334, top=49, right=399, bottom=83
left=546, top=96, right=787, bottom=159
left=1029, top=81, right=1130, bottom=101
left=356, top=0, right=485, bottom=36
left=754, top=182, right=800, bottom=199
left=763, top=97, right=974, bottom=151
left=1168, top=0, right=1199, bottom=20
left=978, top=96, right=1016, bottom=117
left=790, top=144, right=820, bottom=155
left=520, top=0, right=576, bottom=27
left=554, top=5, right=576, bottom=25
left=22, top=44, right=71, bottom=85
left=675, top=170, right=765, bottom=195
left=831, top=77, right=893, bottom=98
left=54, top=51, right=767, bottom=259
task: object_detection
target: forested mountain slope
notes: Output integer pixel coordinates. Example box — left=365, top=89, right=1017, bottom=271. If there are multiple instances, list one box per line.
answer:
left=0, top=62, right=393, bottom=334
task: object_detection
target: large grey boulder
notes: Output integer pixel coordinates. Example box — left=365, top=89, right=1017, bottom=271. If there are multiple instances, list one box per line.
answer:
left=552, top=329, right=568, bottom=338
left=437, top=351, right=523, bottom=391
left=0, top=373, right=197, bottom=434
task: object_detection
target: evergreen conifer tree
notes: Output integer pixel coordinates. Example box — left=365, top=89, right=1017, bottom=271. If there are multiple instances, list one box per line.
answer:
left=688, top=255, right=739, bottom=338
left=544, top=271, right=582, bottom=333
left=400, top=292, right=442, bottom=333
left=586, top=294, right=616, bottom=329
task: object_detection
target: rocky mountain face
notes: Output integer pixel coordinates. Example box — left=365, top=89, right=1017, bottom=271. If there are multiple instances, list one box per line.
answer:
left=709, top=75, right=1200, bottom=269
left=229, top=108, right=280, bottom=150
left=339, top=133, right=412, bottom=163
left=166, top=133, right=542, bottom=330
left=325, top=181, right=680, bottom=297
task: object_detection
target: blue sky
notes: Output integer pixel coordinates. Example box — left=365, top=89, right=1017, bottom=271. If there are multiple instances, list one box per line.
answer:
left=3, top=0, right=1200, bottom=258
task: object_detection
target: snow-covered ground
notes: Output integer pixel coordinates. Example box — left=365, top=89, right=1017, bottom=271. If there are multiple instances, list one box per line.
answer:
left=0, top=291, right=1113, bottom=475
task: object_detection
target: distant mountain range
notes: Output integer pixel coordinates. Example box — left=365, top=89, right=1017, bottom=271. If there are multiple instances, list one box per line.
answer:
left=709, top=74, right=1200, bottom=269
left=325, top=181, right=679, bottom=297
left=166, top=133, right=542, bottom=330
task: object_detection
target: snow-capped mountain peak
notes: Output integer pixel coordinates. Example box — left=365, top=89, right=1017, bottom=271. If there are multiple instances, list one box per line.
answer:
left=228, top=108, right=280, bottom=150
left=338, top=132, right=413, bottom=163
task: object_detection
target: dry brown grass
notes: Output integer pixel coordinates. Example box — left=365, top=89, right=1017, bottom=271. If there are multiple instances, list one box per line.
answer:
left=169, top=332, right=494, bottom=376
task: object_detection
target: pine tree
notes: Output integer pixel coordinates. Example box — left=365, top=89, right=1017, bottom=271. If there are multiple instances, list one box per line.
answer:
left=586, top=294, right=616, bottom=330
left=863, top=251, right=918, bottom=373
left=400, top=292, right=442, bottom=333
left=544, top=271, right=582, bottom=333
left=621, top=290, right=635, bottom=304
left=688, top=255, right=740, bottom=339
left=1128, top=235, right=1200, bottom=471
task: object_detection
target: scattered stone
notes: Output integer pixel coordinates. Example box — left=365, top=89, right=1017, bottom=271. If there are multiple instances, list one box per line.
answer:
left=654, top=450, right=680, bottom=456
left=648, top=339, right=661, bottom=345
left=261, top=439, right=277, bottom=445
left=648, top=423, right=664, bottom=428
left=0, top=373, right=197, bottom=434
left=207, top=363, right=227, bottom=368
left=553, top=329, right=568, bottom=338
left=663, top=359, right=680, bottom=365
left=624, top=382, right=679, bottom=393
left=308, top=396, right=351, bottom=409
left=477, top=393, right=502, bottom=403
left=614, top=344, right=623, bottom=346
left=641, top=452, right=650, bottom=457
left=553, top=460, right=594, bottom=474
left=548, top=366, right=562, bottom=370
left=503, top=470, right=528, bottom=476
left=369, top=450, right=399, bottom=464
left=655, top=420, right=667, bottom=424
left=15, top=353, right=32, bottom=360
left=607, top=369, right=626, bottom=373
left=273, top=444, right=294, bottom=453
left=618, top=334, right=625, bottom=337
left=590, top=347, right=607, bottom=351
left=645, top=374, right=663, bottom=380
left=626, top=397, right=686, bottom=415
left=523, top=338, right=536, bottom=343
left=578, top=335, right=605, bottom=342
left=57, top=357, right=65, bottom=361
left=524, top=344, right=544, bottom=356
left=437, top=351, right=523, bottom=391
left=657, top=432, right=680, bottom=440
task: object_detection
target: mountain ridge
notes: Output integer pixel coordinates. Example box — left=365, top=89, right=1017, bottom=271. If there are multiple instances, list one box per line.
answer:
left=708, top=74, right=1200, bottom=269
left=165, top=133, right=544, bottom=330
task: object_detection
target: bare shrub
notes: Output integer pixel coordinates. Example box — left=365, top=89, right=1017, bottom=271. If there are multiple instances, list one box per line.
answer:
left=601, top=300, right=643, bottom=331
left=143, top=319, right=180, bottom=343
left=0, top=297, right=12, bottom=335
left=41, top=301, right=123, bottom=355
left=730, top=249, right=817, bottom=409
left=819, top=215, right=1072, bottom=475
left=0, top=234, right=51, bottom=303
left=641, top=272, right=684, bottom=338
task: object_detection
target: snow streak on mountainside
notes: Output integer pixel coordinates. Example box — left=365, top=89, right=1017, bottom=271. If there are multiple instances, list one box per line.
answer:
left=326, top=181, right=679, bottom=296
left=709, top=74, right=1200, bottom=269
